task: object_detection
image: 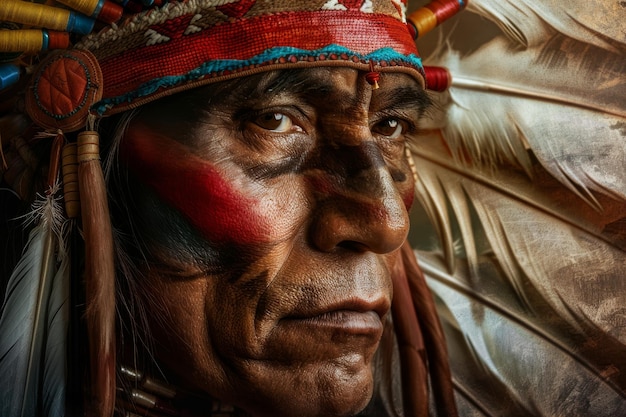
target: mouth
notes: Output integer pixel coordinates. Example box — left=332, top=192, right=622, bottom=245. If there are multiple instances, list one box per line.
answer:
left=259, top=279, right=392, bottom=362
left=273, top=311, right=383, bottom=361
left=287, top=310, right=383, bottom=337
left=279, top=297, right=389, bottom=344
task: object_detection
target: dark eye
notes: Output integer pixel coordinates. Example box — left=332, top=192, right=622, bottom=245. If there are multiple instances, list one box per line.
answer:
left=373, top=118, right=404, bottom=139
left=254, top=112, right=301, bottom=133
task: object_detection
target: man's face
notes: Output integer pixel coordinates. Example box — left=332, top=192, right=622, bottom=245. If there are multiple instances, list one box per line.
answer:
left=119, top=67, right=428, bottom=417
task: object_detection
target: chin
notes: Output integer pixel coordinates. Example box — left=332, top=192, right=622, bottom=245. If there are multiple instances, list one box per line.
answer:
left=237, top=355, right=376, bottom=417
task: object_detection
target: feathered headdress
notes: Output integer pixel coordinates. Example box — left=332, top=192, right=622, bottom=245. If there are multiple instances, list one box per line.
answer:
left=0, top=1, right=468, bottom=416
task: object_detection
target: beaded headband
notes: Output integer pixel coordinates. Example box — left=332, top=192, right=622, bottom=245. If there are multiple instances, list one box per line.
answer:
left=78, top=0, right=425, bottom=117
left=0, top=0, right=466, bottom=133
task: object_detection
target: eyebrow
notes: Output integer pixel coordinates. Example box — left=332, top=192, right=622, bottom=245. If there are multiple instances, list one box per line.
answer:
left=200, top=69, right=432, bottom=118
left=258, top=69, right=335, bottom=100
left=261, top=71, right=432, bottom=118
left=373, top=84, right=432, bottom=114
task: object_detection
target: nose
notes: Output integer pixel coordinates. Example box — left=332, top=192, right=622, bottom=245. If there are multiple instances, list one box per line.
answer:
left=309, top=141, right=411, bottom=254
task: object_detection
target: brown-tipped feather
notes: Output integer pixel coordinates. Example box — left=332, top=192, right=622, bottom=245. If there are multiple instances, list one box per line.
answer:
left=77, top=131, right=116, bottom=417
left=400, top=241, right=457, bottom=417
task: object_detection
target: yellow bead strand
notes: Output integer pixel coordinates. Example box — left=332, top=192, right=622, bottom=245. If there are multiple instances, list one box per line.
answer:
left=0, top=0, right=71, bottom=32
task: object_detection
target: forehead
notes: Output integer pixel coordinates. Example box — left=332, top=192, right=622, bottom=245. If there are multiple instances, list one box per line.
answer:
left=140, top=67, right=426, bottom=118
left=233, top=67, right=423, bottom=98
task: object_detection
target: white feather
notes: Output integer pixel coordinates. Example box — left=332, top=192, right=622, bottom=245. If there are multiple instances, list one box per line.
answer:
left=0, top=190, right=68, bottom=417
left=422, top=253, right=626, bottom=417
left=409, top=0, right=626, bottom=414
left=42, top=220, right=71, bottom=416
left=424, top=25, right=626, bottom=206
left=466, top=0, right=626, bottom=53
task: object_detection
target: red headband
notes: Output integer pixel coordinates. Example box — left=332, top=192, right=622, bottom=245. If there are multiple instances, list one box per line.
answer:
left=25, top=0, right=426, bottom=131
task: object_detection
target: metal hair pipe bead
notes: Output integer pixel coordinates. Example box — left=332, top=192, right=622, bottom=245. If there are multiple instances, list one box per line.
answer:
left=407, top=0, right=468, bottom=39
left=0, top=0, right=95, bottom=35
left=130, top=389, right=157, bottom=409
left=142, top=377, right=177, bottom=399
left=130, top=389, right=179, bottom=415
left=119, top=365, right=144, bottom=382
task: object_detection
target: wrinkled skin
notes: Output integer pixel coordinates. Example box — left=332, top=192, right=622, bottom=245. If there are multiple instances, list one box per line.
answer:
left=117, top=67, right=429, bottom=417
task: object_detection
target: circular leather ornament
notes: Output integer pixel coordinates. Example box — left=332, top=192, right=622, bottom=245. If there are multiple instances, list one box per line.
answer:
left=26, top=49, right=103, bottom=132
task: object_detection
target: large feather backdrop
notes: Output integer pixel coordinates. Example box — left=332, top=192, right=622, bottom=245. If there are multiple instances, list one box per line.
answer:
left=408, top=1, right=626, bottom=415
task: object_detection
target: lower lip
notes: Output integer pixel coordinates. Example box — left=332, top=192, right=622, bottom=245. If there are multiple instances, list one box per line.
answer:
left=284, top=310, right=383, bottom=337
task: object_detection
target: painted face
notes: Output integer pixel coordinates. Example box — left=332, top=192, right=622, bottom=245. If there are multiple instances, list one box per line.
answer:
left=118, top=67, right=428, bottom=417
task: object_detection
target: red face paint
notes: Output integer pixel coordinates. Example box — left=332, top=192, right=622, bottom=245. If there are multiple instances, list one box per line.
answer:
left=121, top=127, right=270, bottom=245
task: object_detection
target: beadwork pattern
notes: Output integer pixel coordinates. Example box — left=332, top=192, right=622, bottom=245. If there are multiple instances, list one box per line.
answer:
left=75, top=0, right=424, bottom=115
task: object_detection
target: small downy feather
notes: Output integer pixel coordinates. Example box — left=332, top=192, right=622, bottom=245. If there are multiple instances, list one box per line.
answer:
left=0, top=185, right=70, bottom=417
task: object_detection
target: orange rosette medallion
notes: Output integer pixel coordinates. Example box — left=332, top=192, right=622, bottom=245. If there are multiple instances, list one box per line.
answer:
left=26, top=49, right=102, bottom=132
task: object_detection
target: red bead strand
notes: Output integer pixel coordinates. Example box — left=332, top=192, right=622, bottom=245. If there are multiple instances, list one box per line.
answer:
left=424, top=66, right=451, bottom=92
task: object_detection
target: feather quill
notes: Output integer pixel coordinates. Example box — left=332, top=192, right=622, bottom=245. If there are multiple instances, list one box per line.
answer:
left=42, top=218, right=70, bottom=416
left=409, top=0, right=626, bottom=414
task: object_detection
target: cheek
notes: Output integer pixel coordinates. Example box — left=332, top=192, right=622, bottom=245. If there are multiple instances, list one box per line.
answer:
left=121, top=129, right=271, bottom=245
left=141, top=277, right=225, bottom=388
